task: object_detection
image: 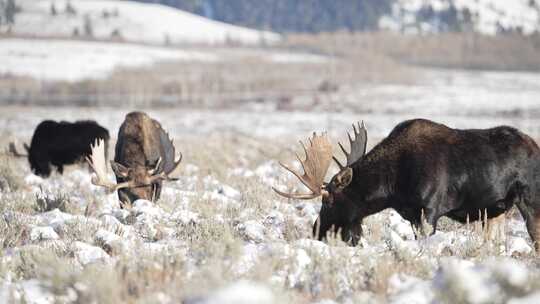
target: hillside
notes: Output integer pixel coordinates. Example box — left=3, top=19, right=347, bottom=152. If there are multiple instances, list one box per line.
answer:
left=132, top=0, right=540, bottom=36
left=1, top=0, right=280, bottom=45
left=383, top=0, right=540, bottom=35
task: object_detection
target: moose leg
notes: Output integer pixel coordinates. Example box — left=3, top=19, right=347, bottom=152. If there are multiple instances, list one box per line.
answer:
left=515, top=190, right=540, bottom=252
left=516, top=204, right=539, bottom=251
left=408, top=207, right=439, bottom=239
left=345, top=221, right=363, bottom=246
left=418, top=208, right=439, bottom=237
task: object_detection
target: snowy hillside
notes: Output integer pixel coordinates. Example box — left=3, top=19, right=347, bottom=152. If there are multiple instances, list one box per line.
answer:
left=381, top=0, right=540, bottom=35
left=5, top=0, right=280, bottom=45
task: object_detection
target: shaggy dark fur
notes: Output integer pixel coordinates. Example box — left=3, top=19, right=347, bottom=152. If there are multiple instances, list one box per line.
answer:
left=28, top=120, right=109, bottom=177
left=113, top=112, right=178, bottom=206
left=316, top=119, right=540, bottom=250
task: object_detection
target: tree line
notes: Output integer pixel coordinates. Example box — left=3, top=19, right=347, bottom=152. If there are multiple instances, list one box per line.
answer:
left=135, top=0, right=392, bottom=32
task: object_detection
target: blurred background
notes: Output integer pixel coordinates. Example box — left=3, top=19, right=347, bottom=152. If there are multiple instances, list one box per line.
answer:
left=1, top=0, right=540, bottom=141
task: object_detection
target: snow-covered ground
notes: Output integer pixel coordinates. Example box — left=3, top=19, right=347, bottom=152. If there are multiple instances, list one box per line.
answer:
left=1, top=68, right=539, bottom=141
left=382, top=0, right=540, bottom=35
left=0, top=132, right=537, bottom=303
left=6, top=0, right=280, bottom=45
left=1, top=81, right=540, bottom=302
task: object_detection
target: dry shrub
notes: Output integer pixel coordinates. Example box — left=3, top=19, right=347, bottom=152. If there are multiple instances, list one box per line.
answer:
left=0, top=155, right=24, bottom=192
left=286, top=32, right=540, bottom=72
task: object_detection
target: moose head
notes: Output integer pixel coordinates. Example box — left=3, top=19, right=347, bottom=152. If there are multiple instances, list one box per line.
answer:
left=86, top=112, right=182, bottom=206
left=273, top=122, right=367, bottom=245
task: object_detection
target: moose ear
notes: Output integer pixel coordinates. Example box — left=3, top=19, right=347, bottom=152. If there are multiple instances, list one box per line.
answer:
left=335, top=167, right=353, bottom=190
left=110, top=161, right=129, bottom=178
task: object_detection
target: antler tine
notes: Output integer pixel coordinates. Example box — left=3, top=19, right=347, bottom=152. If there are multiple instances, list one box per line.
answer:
left=278, top=161, right=318, bottom=193
left=337, top=121, right=368, bottom=167
left=8, top=142, right=28, bottom=157
left=333, top=156, right=345, bottom=170
left=338, top=142, right=349, bottom=157
left=274, top=132, right=333, bottom=200
left=148, top=131, right=183, bottom=182
left=87, top=139, right=133, bottom=192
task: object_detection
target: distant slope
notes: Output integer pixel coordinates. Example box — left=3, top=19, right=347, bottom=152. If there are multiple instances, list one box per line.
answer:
left=131, top=0, right=392, bottom=33
left=382, top=0, right=540, bottom=35
left=129, top=0, right=540, bottom=36
left=5, top=0, right=280, bottom=45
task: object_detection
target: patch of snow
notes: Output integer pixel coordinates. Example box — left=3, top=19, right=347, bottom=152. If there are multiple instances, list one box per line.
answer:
left=0, top=279, right=54, bottom=304
left=507, top=236, right=533, bottom=256
left=171, top=210, right=199, bottom=225
left=269, top=53, right=328, bottom=64
left=72, top=241, right=109, bottom=265
left=509, top=292, right=540, bottom=304
left=0, top=38, right=217, bottom=82
left=237, top=220, right=266, bottom=243
left=434, top=258, right=499, bottom=304
left=35, top=209, right=73, bottom=227
left=30, top=226, right=59, bottom=241
left=388, top=274, right=434, bottom=304
left=388, top=210, right=415, bottom=240
left=202, top=280, right=274, bottom=304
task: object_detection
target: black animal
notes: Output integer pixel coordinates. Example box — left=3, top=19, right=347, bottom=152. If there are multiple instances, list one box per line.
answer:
left=274, top=119, right=540, bottom=251
left=87, top=112, right=182, bottom=207
left=12, top=120, right=110, bottom=177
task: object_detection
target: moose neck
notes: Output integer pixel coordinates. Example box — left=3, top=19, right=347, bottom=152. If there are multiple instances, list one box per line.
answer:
left=345, top=142, right=399, bottom=218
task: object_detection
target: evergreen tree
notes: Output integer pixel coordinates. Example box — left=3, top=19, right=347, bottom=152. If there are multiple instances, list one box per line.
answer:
left=50, top=3, right=57, bottom=16
left=5, top=0, right=16, bottom=24
left=83, top=15, right=93, bottom=37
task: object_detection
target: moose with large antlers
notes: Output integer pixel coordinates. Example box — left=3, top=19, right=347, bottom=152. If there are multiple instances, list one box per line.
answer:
left=87, top=112, right=182, bottom=207
left=274, top=119, right=540, bottom=251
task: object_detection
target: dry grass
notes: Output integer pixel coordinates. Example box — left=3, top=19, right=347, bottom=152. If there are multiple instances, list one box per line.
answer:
left=286, top=31, right=540, bottom=72
left=3, top=32, right=538, bottom=109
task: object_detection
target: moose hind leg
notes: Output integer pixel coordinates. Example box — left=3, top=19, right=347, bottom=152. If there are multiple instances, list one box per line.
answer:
left=515, top=198, right=540, bottom=252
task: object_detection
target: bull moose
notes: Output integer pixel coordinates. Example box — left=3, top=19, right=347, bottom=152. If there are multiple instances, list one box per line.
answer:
left=10, top=120, right=110, bottom=177
left=87, top=111, right=182, bottom=207
left=273, top=119, right=540, bottom=251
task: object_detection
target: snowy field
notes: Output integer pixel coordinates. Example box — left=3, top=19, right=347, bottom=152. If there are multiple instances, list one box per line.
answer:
left=1, top=68, right=540, bottom=303
left=0, top=39, right=219, bottom=82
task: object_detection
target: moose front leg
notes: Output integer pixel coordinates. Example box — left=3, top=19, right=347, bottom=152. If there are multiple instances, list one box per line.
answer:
left=409, top=208, right=439, bottom=239
left=345, top=221, right=363, bottom=246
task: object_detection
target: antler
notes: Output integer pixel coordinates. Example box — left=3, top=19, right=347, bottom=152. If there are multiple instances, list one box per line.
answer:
left=147, top=153, right=183, bottom=183
left=273, top=132, right=333, bottom=200
left=334, top=121, right=367, bottom=169
left=148, top=130, right=182, bottom=183
left=8, top=142, right=28, bottom=157
left=86, top=139, right=133, bottom=192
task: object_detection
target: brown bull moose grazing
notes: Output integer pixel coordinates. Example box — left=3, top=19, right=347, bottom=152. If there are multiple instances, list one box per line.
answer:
left=87, top=112, right=182, bottom=207
left=274, top=119, right=540, bottom=251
